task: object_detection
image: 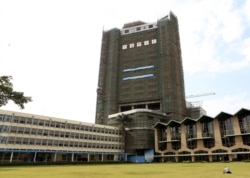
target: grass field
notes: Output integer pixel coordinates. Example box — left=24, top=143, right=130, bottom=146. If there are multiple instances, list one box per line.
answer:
left=0, top=162, right=249, bottom=178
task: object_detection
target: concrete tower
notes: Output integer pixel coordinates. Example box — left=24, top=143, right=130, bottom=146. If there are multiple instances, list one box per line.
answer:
left=95, top=12, right=186, bottom=125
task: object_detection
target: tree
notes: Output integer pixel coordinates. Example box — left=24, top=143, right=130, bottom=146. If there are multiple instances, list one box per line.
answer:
left=116, top=114, right=132, bottom=150
left=116, top=113, right=132, bottom=129
left=0, top=76, right=32, bottom=109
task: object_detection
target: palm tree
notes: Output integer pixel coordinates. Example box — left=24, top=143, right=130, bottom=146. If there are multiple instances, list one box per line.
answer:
left=115, top=114, right=132, bottom=150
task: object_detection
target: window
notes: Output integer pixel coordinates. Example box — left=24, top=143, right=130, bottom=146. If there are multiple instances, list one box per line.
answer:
left=129, top=43, right=135, bottom=48
left=123, top=65, right=154, bottom=72
left=137, top=42, right=142, bottom=47
left=144, top=40, right=149, bottom=45
left=123, top=74, right=154, bottom=80
left=122, top=44, right=127, bottom=49
left=124, top=29, right=129, bottom=33
left=152, top=39, right=157, bottom=44
left=136, top=27, right=141, bottom=31
left=148, top=24, right=154, bottom=28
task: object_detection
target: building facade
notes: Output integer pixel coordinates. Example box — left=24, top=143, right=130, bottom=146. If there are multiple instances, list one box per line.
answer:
left=0, top=109, right=123, bottom=163
left=154, top=108, right=250, bottom=162
left=108, top=109, right=169, bottom=162
left=95, top=11, right=186, bottom=125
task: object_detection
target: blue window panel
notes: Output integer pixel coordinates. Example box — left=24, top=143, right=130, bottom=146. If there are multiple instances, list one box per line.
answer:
left=123, top=74, right=154, bottom=80
left=123, top=65, right=154, bottom=72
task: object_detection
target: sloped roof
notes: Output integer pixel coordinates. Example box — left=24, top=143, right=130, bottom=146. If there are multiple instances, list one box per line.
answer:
left=215, top=112, right=233, bottom=120
left=234, top=108, right=250, bottom=118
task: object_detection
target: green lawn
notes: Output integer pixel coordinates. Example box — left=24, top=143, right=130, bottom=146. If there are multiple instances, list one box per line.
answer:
left=0, top=162, right=249, bottom=178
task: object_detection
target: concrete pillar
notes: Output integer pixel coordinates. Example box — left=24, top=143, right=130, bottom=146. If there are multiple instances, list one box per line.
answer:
left=53, top=153, right=57, bottom=162
left=10, top=152, right=13, bottom=163
left=228, top=154, right=233, bottom=162
left=180, top=125, right=187, bottom=150
left=87, top=154, right=90, bottom=162
left=196, top=122, right=202, bottom=138
left=175, top=155, right=179, bottom=162
left=208, top=154, right=212, bottom=162
left=33, top=152, right=37, bottom=162
left=232, top=116, right=243, bottom=145
left=160, top=154, right=164, bottom=163
left=154, top=129, right=159, bottom=152
left=166, top=126, right=171, bottom=151
left=196, top=122, right=203, bottom=148
left=213, top=119, right=223, bottom=146
left=191, top=155, right=195, bottom=162
left=71, top=153, right=74, bottom=162
left=101, top=153, right=104, bottom=162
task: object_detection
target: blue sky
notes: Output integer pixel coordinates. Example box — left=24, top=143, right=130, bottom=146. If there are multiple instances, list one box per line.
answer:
left=0, top=0, right=249, bottom=122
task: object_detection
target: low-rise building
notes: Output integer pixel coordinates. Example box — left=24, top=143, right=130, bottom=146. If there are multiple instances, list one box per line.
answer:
left=0, top=109, right=123, bottom=163
left=154, top=108, right=250, bottom=162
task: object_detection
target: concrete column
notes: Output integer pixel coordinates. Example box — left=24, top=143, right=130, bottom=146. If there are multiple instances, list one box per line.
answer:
left=87, top=154, right=90, bottom=162
left=232, top=116, right=243, bottom=145
left=53, top=153, right=57, bottom=162
left=213, top=119, right=223, bottom=146
left=191, top=155, right=195, bottom=162
left=175, top=155, right=179, bottom=162
left=71, top=153, right=74, bottom=162
left=161, top=157, right=164, bottom=163
left=196, top=122, right=202, bottom=138
left=196, top=122, right=203, bottom=148
left=180, top=125, right=187, bottom=150
left=101, top=153, right=104, bottom=162
left=228, top=154, right=233, bottom=162
left=208, top=154, right=212, bottom=162
left=166, top=126, right=171, bottom=151
left=154, top=129, right=159, bottom=152
left=10, top=152, right=13, bottom=163
left=33, top=152, right=37, bottom=162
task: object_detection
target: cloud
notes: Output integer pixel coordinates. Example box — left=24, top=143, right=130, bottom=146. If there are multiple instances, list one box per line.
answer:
left=181, top=0, right=249, bottom=75
left=244, top=0, right=250, bottom=22
left=203, top=92, right=250, bottom=117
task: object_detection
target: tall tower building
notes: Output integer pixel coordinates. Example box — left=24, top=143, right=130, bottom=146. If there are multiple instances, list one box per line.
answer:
left=96, top=12, right=186, bottom=125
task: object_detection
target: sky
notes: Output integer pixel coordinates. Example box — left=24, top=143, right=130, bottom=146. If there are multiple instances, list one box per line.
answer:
left=0, top=0, right=250, bottom=123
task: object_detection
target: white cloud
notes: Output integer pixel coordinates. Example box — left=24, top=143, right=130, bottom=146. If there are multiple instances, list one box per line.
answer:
left=244, top=0, right=250, bottom=22
left=181, top=0, right=249, bottom=75
left=203, top=92, right=250, bottom=117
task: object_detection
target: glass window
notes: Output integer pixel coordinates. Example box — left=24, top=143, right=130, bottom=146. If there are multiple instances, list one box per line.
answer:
left=129, top=43, right=134, bottom=48
left=137, top=42, right=142, bottom=47
left=152, top=39, right=157, bottom=44
left=122, top=44, right=127, bottom=49
left=144, top=40, right=149, bottom=45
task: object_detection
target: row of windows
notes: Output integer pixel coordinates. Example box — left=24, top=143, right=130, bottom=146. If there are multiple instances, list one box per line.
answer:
left=0, top=114, right=120, bottom=135
left=0, top=126, right=121, bottom=142
left=121, top=23, right=157, bottom=35
left=122, top=39, right=157, bottom=50
left=1, top=137, right=121, bottom=149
